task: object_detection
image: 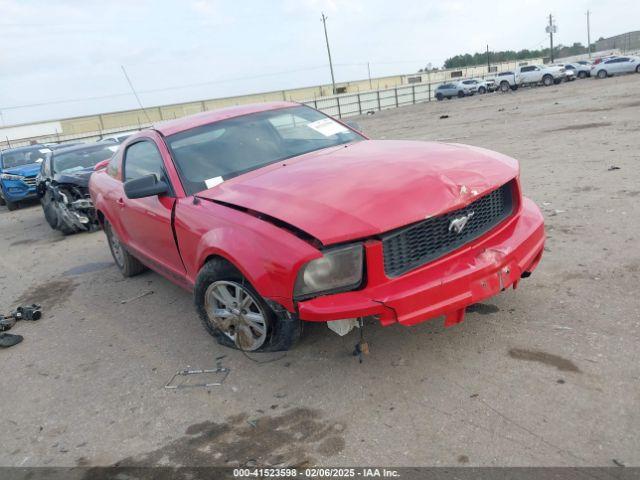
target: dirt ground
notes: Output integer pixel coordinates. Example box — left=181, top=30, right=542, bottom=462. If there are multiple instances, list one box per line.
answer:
left=1, top=74, right=639, bottom=468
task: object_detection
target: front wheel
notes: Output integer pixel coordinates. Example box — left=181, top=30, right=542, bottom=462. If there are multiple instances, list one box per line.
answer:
left=5, top=199, right=18, bottom=211
left=636, top=65, right=640, bottom=73
left=500, top=81, right=510, bottom=93
left=542, top=75, right=553, bottom=86
left=478, top=86, right=486, bottom=94
left=457, top=90, right=465, bottom=98
left=597, top=69, right=607, bottom=79
left=578, top=71, right=587, bottom=79
left=435, top=93, right=443, bottom=101
left=195, top=259, right=302, bottom=352
left=105, top=220, right=147, bottom=277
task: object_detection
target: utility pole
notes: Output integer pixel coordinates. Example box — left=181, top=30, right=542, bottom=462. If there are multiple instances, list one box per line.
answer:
left=321, top=13, right=337, bottom=95
left=586, top=10, right=592, bottom=58
left=486, top=44, right=490, bottom=70
left=546, top=14, right=556, bottom=62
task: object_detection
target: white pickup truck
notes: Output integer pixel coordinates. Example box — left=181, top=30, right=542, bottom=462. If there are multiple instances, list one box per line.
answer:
left=495, top=65, right=565, bottom=92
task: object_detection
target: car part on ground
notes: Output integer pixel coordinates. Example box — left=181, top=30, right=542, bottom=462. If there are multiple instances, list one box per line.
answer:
left=165, top=356, right=230, bottom=389
left=0, top=333, right=23, bottom=348
left=90, top=102, right=545, bottom=352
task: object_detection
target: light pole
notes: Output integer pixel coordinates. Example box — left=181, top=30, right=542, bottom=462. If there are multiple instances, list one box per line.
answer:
left=586, top=10, right=592, bottom=58
left=321, top=13, right=337, bottom=95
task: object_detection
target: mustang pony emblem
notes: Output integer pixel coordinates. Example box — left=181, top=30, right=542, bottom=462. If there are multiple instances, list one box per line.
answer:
left=448, top=211, right=475, bottom=234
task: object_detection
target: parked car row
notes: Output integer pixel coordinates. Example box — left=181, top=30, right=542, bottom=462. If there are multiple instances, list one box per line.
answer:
left=437, top=56, right=640, bottom=99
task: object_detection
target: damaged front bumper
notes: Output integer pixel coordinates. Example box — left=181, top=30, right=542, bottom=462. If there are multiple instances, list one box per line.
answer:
left=50, top=184, right=99, bottom=233
left=297, top=197, right=545, bottom=327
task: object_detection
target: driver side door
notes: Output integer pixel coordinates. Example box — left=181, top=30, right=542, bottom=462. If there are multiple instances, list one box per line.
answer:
left=118, top=136, right=186, bottom=282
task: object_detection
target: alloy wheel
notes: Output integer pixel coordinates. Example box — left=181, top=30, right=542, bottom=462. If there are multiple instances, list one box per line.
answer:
left=204, top=281, right=267, bottom=351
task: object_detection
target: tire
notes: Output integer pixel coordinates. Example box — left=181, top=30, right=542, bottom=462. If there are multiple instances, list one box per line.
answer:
left=0, top=194, right=5, bottom=206
left=457, top=90, right=465, bottom=98
left=436, top=93, right=443, bottom=101
left=105, top=220, right=147, bottom=277
left=41, top=194, right=58, bottom=229
left=5, top=199, right=18, bottom=211
left=578, top=71, right=587, bottom=79
left=542, top=75, right=553, bottom=86
left=446, top=96, right=452, bottom=100
left=636, top=65, right=640, bottom=73
left=554, top=78, right=562, bottom=85
left=195, top=258, right=302, bottom=352
left=478, top=86, right=486, bottom=94
left=597, top=69, right=607, bottom=79
left=500, top=81, right=510, bottom=93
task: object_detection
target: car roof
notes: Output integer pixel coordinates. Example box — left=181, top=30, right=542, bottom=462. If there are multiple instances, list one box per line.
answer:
left=51, top=141, right=116, bottom=156
left=1, top=144, right=47, bottom=154
left=154, top=101, right=299, bottom=136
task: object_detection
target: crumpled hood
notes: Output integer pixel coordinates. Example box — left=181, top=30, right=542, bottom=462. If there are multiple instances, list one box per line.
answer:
left=1, top=163, right=41, bottom=178
left=53, top=167, right=93, bottom=188
left=197, top=140, right=519, bottom=245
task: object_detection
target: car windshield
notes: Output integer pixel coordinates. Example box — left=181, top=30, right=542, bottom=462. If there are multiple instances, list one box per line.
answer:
left=1, top=147, right=49, bottom=169
left=167, top=105, right=365, bottom=195
left=53, top=145, right=118, bottom=174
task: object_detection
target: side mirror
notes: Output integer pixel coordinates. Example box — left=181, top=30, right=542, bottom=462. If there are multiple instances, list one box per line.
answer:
left=345, top=120, right=362, bottom=132
left=94, top=159, right=110, bottom=171
left=124, top=174, right=168, bottom=199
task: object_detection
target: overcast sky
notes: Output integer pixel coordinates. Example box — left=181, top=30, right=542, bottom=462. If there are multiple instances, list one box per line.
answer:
left=1, top=0, right=638, bottom=125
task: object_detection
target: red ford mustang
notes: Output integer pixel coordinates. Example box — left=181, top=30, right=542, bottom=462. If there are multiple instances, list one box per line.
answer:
left=90, top=102, right=545, bottom=351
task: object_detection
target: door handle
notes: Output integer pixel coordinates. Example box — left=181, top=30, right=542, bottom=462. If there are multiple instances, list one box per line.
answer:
left=117, top=198, right=125, bottom=207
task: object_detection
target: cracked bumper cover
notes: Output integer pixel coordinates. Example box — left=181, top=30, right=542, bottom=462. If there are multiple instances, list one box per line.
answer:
left=297, top=197, right=545, bottom=327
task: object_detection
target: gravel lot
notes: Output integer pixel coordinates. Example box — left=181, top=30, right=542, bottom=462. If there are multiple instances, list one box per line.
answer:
left=1, top=74, right=639, bottom=468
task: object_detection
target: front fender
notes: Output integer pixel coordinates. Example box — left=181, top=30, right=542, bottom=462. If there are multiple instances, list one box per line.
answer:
left=175, top=198, right=322, bottom=311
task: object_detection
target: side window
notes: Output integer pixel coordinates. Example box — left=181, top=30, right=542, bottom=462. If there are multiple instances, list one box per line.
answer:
left=123, top=141, right=166, bottom=182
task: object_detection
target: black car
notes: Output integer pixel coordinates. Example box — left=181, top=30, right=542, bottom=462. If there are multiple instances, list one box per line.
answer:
left=36, top=142, right=118, bottom=234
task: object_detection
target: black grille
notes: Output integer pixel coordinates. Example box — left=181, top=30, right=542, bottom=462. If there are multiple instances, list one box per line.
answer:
left=382, top=182, right=515, bottom=277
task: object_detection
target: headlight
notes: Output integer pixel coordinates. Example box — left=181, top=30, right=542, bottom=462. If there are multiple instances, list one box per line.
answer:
left=1, top=173, right=25, bottom=181
left=294, top=243, right=364, bottom=298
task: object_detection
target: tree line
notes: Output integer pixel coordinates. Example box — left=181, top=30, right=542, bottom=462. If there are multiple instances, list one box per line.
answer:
left=420, top=42, right=596, bottom=71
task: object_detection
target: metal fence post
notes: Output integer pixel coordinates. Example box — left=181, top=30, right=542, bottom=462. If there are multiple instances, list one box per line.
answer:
left=412, top=85, right=416, bottom=104
left=357, top=93, right=362, bottom=115
left=314, top=99, right=318, bottom=110
left=377, top=91, right=381, bottom=111
left=428, top=82, right=431, bottom=102
left=336, top=96, right=342, bottom=119
left=394, top=88, right=399, bottom=108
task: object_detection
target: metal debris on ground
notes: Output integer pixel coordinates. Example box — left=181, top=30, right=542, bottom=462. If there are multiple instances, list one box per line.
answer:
left=439, top=115, right=449, bottom=119
left=608, top=166, right=621, bottom=171
left=165, top=356, right=230, bottom=389
left=120, top=290, right=154, bottom=304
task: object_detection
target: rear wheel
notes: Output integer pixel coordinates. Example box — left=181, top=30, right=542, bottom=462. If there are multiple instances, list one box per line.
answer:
left=195, top=258, right=302, bottom=352
left=457, top=90, right=465, bottom=98
left=478, top=86, right=486, bottom=94
left=436, top=93, right=443, bottom=101
left=578, top=71, right=587, bottom=79
left=105, top=220, right=147, bottom=277
left=500, top=81, right=510, bottom=92
left=597, top=69, right=607, bottom=79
